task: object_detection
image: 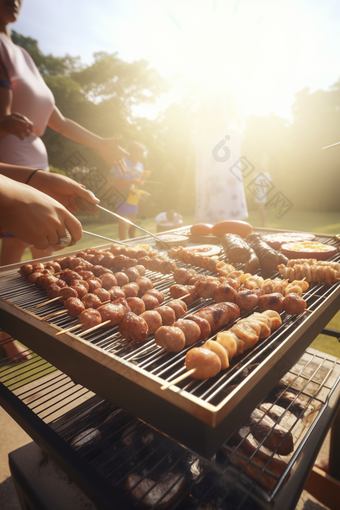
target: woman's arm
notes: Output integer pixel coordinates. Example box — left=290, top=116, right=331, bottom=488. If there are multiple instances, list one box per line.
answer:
left=0, top=174, right=82, bottom=250
left=48, top=106, right=129, bottom=167
left=0, top=163, right=99, bottom=213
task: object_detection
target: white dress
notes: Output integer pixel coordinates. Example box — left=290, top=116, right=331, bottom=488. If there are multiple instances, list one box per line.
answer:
left=194, top=126, right=248, bottom=223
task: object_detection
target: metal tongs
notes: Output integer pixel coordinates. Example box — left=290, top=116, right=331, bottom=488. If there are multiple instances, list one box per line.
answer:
left=76, top=197, right=171, bottom=249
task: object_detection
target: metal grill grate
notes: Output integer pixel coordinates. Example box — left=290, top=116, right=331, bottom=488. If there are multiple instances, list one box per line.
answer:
left=1, top=235, right=339, bottom=408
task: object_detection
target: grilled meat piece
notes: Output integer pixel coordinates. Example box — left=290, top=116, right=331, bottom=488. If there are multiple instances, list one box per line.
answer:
left=258, top=293, right=284, bottom=313
left=170, top=284, right=197, bottom=305
left=247, top=408, right=294, bottom=455
left=173, top=319, right=201, bottom=346
left=166, top=299, right=187, bottom=319
left=114, top=272, right=130, bottom=287
left=136, top=277, right=153, bottom=296
left=155, top=326, right=186, bottom=352
left=64, top=297, right=85, bottom=318
left=195, top=302, right=240, bottom=331
left=123, top=267, right=141, bottom=282
left=81, top=293, right=102, bottom=309
left=122, top=282, right=140, bottom=298
left=222, top=233, right=253, bottom=263
left=126, top=297, right=146, bottom=315
left=78, top=309, right=102, bottom=331
left=99, top=273, right=117, bottom=290
left=246, top=233, right=281, bottom=272
left=125, top=473, right=186, bottom=510
left=283, top=293, right=306, bottom=315
left=185, top=316, right=211, bottom=340
left=185, top=347, right=221, bottom=379
left=140, top=311, right=162, bottom=335
left=119, top=312, right=149, bottom=342
left=144, top=289, right=164, bottom=304
left=154, top=306, right=176, bottom=326
left=213, top=281, right=237, bottom=303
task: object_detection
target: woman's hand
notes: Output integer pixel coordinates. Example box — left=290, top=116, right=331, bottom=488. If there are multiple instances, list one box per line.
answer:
left=28, top=171, right=100, bottom=213
left=0, top=175, right=82, bottom=250
left=96, top=138, right=129, bottom=174
left=0, top=113, right=33, bottom=140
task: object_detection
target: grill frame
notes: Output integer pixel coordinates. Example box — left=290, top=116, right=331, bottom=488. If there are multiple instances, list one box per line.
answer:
left=1, top=227, right=340, bottom=457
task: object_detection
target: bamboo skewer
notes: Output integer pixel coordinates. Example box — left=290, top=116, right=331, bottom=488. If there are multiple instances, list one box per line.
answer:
left=160, top=368, right=197, bottom=391
left=78, top=320, right=111, bottom=337
left=56, top=324, right=81, bottom=336
left=42, top=309, right=68, bottom=320
left=36, top=296, right=62, bottom=308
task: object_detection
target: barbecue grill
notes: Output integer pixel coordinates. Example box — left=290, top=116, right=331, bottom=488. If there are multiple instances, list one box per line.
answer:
left=1, top=226, right=340, bottom=509
left=1, top=227, right=340, bottom=457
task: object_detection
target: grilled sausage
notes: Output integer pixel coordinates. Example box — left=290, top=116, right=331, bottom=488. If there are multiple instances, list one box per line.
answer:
left=173, top=267, right=197, bottom=285
left=194, top=279, right=221, bottom=299
left=71, top=280, right=90, bottom=299
left=213, top=281, right=237, bottom=303
left=195, top=302, right=240, bottom=331
left=108, top=285, right=126, bottom=301
left=235, top=289, right=261, bottom=311
left=58, top=286, right=78, bottom=303
left=246, top=233, right=280, bottom=272
left=92, top=265, right=112, bottom=277
left=243, top=247, right=260, bottom=273
left=222, top=233, right=253, bottom=263
left=258, top=293, right=285, bottom=313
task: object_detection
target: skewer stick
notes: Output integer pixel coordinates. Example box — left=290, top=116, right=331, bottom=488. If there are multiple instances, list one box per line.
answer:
left=56, top=324, right=81, bottom=336
left=78, top=319, right=111, bottom=337
left=36, top=296, right=62, bottom=308
left=160, top=368, right=197, bottom=391
left=305, top=309, right=313, bottom=313
left=42, top=309, right=67, bottom=320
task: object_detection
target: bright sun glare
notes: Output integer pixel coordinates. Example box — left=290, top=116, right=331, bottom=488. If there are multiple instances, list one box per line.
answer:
left=135, top=1, right=307, bottom=121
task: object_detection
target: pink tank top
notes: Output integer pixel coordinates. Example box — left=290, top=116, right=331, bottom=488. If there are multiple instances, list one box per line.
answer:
left=0, top=33, right=55, bottom=170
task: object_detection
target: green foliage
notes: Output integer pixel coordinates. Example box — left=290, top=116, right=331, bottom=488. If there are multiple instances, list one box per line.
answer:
left=12, top=31, right=340, bottom=219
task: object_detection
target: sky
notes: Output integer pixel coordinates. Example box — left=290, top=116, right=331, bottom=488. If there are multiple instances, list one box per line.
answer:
left=13, top=0, right=340, bottom=121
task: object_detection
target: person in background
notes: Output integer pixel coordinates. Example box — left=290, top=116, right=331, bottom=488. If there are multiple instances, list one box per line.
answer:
left=0, top=162, right=98, bottom=362
left=155, top=210, right=183, bottom=233
left=0, top=0, right=128, bottom=264
left=109, top=141, right=150, bottom=240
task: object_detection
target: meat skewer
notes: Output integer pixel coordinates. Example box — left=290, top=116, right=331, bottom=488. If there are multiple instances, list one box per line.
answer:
left=161, top=310, right=282, bottom=389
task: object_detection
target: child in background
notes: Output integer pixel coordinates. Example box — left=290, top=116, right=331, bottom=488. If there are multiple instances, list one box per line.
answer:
left=109, top=142, right=150, bottom=240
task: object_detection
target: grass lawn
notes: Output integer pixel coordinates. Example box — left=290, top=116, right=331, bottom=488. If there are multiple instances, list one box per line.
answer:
left=1, top=208, right=340, bottom=371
